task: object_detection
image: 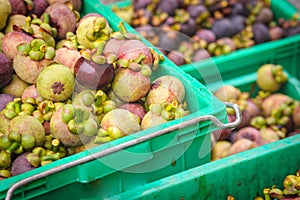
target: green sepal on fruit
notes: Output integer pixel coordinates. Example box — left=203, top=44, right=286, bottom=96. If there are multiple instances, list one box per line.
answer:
left=256, top=64, right=288, bottom=92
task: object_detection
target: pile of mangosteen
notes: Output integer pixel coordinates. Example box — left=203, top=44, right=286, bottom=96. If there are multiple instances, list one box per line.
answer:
left=0, top=0, right=191, bottom=178
left=211, top=64, right=300, bottom=161
left=112, top=0, right=300, bottom=65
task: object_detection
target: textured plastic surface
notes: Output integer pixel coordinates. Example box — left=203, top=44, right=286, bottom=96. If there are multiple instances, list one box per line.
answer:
left=0, top=0, right=227, bottom=199
left=108, top=134, right=300, bottom=200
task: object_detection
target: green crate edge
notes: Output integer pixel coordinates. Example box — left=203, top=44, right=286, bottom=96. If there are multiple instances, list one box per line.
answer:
left=0, top=0, right=228, bottom=199
left=271, top=0, right=300, bottom=20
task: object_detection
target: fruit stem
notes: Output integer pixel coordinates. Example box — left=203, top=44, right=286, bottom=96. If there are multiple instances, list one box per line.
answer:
left=40, top=153, right=60, bottom=161
left=118, top=21, right=128, bottom=34
left=96, top=40, right=106, bottom=55
left=32, top=147, right=46, bottom=157
left=263, top=188, right=271, bottom=200
left=133, top=53, right=146, bottom=64
left=42, top=13, right=51, bottom=24
left=26, top=153, right=40, bottom=167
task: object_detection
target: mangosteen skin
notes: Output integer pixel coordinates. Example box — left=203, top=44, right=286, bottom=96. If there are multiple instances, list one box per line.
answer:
left=0, top=93, right=14, bottom=110
left=74, top=57, right=115, bottom=90
left=8, top=0, right=26, bottom=15
left=211, top=18, right=238, bottom=39
left=11, top=152, right=36, bottom=176
left=0, top=52, right=13, bottom=88
left=29, top=0, right=49, bottom=17
left=42, top=3, right=77, bottom=39
left=252, top=22, right=270, bottom=44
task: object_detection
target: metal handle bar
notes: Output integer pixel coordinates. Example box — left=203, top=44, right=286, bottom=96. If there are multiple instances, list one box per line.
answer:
left=5, top=102, right=241, bottom=200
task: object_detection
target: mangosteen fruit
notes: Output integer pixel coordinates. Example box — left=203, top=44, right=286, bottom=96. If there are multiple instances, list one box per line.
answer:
left=230, top=126, right=261, bottom=144
left=261, top=93, right=292, bottom=117
left=141, top=111, right=167, bottom=130
left=211, top=140, right=232, bottom=161
left=256, top=64, right=288, bottom=92
left=146, top=75, right=185, bottom=105
left=42, top=3, right=77, bottom=39
left=156, top=0, right=178, bottom=16
left=193, top=29, right=216, bottom=44
left=269, top=26, right=284, bottom=41
left=0, top=94, right=14, bottom=111
left=259, top=127, right=280, bottom=143
left=256, top=7, right=273, bottom=24
left=1, top=31, right=33, bottom=60
left=193, top=48, right=211, bottom=62
left=0, top=52, right=13, bottom=88
left=0, top=112, right=10, bottom=134
left=1, top=74, right=29, bottom=98
left=9, top=115, right=45, bottom=146
left=4, top=14, right=26, bottom=34
left=36, top=64, right=75, bottom=102
left=11, top=152, right=37, bottom=176
left=112, top=68, right=150, bottom=103
left=100, top=108, right=141, bottom=136
left=118, top=103, right=146, bottom=121
left=54, top=47, right=82, bottom=72
left=117, top=39, right=153, bottom=65
left=21, top=85, right=39, bottom=103
left=29, top=0, right=49, bottom=17
left=47, top=0, right=82, bottom=12
left=211, top=18, right=237, bottom=39
left=13, top=54, right=53, bottom=84
left=76, top=13, right=111, bottom=50
left=74, top=57, right=114, bottom=90
left=252, top=22, right=270, bottom=44
left=50, top=107, right=91, bottom=147
left=214, top=85, right=241, bottom=102
left=167, top=50, right=186, bottom=66
left=8, top=0, right=26, bottom=15
left=103, top=38, right=125, bottom=55
left=226, top=138, right=256, bottom=156
left=292, top=103, right=300, bottom=128
left=0, top=0, right=12, bottom=30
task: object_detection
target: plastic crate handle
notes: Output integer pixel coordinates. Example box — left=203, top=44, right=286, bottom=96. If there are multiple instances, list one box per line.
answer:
left=5, top=102, right=241, bottom=200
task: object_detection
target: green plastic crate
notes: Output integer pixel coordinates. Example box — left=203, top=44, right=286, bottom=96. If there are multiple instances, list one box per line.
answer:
left=103, top=70, right=300, bottom=200
left=271, top=0, right=300, bottom=20
left=16, top=69, right=299, bottom=200
left=107, top=134, right=300, bottom=200
left=106, top=0, right=300, bottom=83
left=0, top=1, right=231, bottom=199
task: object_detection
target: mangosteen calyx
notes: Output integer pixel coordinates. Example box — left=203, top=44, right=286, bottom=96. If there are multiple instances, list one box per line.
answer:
left=51, top=82, right=65, bottom=95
